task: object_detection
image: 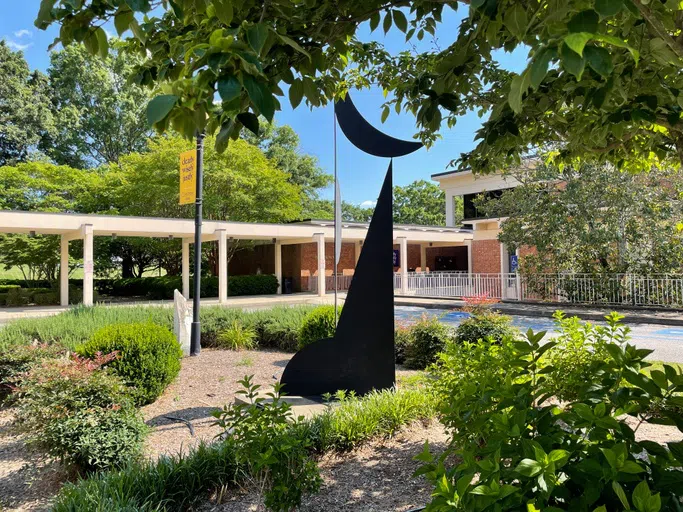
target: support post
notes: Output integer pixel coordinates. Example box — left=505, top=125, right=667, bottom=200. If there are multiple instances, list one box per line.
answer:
left=445, top=192, right=455, bottom=227
left=182, top=239, right=190, bottom=298
left=354, top=240, right=362, bottom=266
left=82, top=224, right=94, bottom=306
left=398, top=236, right=408, bottom=295
left=60, top=235, right=69, bottom=306
left=217, top=230, right=228, bottom=304
left=274, top=240, right=282, bottom=294
left=419, top=244, right=427, bottom=271
left=314, top=233, right=326, bottom=297
left=190, top=132, right=204, bottom=356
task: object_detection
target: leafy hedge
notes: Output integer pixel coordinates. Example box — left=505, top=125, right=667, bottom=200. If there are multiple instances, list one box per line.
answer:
left=96, top=274, right=278, bottom=299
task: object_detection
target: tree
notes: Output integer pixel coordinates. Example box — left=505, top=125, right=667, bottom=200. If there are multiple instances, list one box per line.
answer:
left=476, top=163, right=683, bottom=274
left=0, top=41, right=54, bottom=166
left=41, top=42, right=152, bottom=168
left=38, top=1, right=683, bottom=173
left=242, top=121, right=332, bottom=199
left=393, top=179, right=448, bottom=225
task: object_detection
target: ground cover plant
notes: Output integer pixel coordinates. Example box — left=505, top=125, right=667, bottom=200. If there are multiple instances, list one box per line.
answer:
left=78, top=323, right=182, bottom=405
left=15, top=352, right=148, bottom=472
left=51, top=385, right=438, bottom=511
left=297, top=305, right=341, bottom=349
left=422, top=313, right=683, bottom=511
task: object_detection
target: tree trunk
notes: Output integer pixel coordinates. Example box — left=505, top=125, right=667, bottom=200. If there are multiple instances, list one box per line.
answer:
left=122, top=257, right=134, bottom=278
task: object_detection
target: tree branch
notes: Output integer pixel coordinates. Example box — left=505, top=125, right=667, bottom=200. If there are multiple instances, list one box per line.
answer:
left=635, top=2, right=683, bottom=61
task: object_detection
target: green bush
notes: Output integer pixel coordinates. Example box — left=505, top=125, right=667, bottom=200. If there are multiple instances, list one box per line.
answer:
left=298, top=305, right=340, bottom=349
left=251, top=306, right=314, bottom=352
left=15, top=352, right=147, bottom=472
left=403, top=314, right=454, bottom=370
left=423, top=312, right=683, bottom=511
left=32, top=291, right=59, bottom=305
left=78, top=323, right=182, bottom=405
left=5, top=287, right=30, bottom=306
left=212, top=376, right=321, bottom=511
left=394, top=323, right=412, bottom=365
left=216, top=320, right=257, bottom=350
left=454, top=310, right=518, bottom=344
left=0, top=342, right=64, bottom=399
left=0, top=284, right=21, bottom=293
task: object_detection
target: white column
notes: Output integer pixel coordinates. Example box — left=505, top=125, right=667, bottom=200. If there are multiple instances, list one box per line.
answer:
left=445, top=192, right=455, bottom=227
left=314, top=233, right=326, bottom=297
left=398, top=236, right=408, bottom=295
left=420, top=244, right=427, bottom=271
left=182, top=239, right=190, bottom=298
left=82, top=224, right=94, bottom=306
left=274, top=240, right=282, bottom=294
left=217, top=230, right=228, bottom=304
left=60, top=235, right=69, bottom=306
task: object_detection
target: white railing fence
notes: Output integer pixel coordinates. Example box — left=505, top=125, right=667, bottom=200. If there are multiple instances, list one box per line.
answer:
left=310, top=271, right=683, bottom=307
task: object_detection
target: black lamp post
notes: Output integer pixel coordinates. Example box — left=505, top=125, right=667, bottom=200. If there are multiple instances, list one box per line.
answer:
left=190, top=131, right=204, bottom=356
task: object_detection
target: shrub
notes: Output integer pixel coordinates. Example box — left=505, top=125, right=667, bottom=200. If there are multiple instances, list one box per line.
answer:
left=216, top=320, right=257, bottom=350
left=15, top=353, right=147, bottom=472
left=5, top=287, right=30, bottom=306
left=251, top=306, right=314, bottom=352
left=543, top=311, right=613, bottom=401
left=422, top=312, right=683, bottom=511
left=0, top=284, right=21, bottom=293
left=78, top=323, right=182, bottom=405
left=403, top=314, right=454, bottom=370
left=33, top=291, right=59, bottom=305
left=454, top=310, right=518, bottom=344
left=212, top=376, right=321, bottom=511
left=0, top=342, right=64, bottom=399
left=394, top=321, right=412, bottom=365
left=298, top=305, right=340, bottom=349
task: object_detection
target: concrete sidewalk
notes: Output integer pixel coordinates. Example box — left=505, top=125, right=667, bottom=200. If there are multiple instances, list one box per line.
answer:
left=394, top=296, right=683, bottom=326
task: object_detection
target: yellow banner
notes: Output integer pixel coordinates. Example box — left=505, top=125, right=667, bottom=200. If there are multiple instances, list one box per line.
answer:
left=179, top=149, right=197, bottom=205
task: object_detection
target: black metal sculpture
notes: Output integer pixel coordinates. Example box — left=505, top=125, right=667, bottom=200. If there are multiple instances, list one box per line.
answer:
left=280, top=93, right=422, bottom=397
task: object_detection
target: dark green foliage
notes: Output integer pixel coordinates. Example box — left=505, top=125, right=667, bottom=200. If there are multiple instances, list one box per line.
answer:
left=0, top=284, right=21, bottom=293
left=0, top=342, right=64, bottom=399
left=16, top=353, right=147, bottom=472
left=403, top=314, right=454, bottom=370
left=394, top=323, right=412, bottom=365
left=78, top=323, right=182, bottom=405
left=454, top=311, right=518, bottom=344
left=423, top=313, right=683, bottom=510
left=216, top=321, right=257, bottom=350
left=212, top=376, right=321, bottom=511
left=298, top=305, right=340, bottom=349
left=248, top=306, right=313, bottom=352
left=52, top=385, right=436, bottom=511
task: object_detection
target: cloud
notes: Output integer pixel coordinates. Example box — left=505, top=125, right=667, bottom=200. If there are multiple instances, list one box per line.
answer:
left=13, top=29, right=32, bottom=38
left=4, top=39, right=32, bottom=51
left=360, top=200, right=377, bottom=208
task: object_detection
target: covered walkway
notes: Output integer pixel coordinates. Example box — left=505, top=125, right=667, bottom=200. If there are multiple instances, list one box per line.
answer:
left=0, top=210, right=472, bottom=306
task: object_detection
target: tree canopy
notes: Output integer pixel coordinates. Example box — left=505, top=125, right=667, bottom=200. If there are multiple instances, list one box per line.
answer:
left=42, top=42, right=152, bottom=168
left=394, top=179, right=447, bottom=225
left=0, top=41, right=54, bottom=166
left=476, top=163, right=683, bottom=274
left=35, top=0, right=683, bottom=171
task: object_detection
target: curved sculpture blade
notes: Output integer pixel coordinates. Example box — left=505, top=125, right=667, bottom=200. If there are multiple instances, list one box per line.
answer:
left=280, top=162, right=396, bottom=397
left=335, top=94, right=423, bottom=158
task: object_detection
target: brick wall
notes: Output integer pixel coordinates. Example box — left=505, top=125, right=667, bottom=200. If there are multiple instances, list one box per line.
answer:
left=472, top=239, right=501, bottom=273
left=300, top=242, right=356, bottom=277
left=228, top=244, right=275, bottom=275
left=392, top=244, right=421, bottom=271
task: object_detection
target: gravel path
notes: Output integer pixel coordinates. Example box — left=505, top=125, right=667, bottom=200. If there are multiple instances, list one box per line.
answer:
left=200, top=420, right=450, bottom=512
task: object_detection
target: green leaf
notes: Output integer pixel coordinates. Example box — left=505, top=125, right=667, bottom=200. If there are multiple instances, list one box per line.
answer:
left=529, top=47, right=555, bottom=90
left=215, top=120, right=234, bottom=153
left=125, top=0, right=150, bottom=12
left=650, top=370, right=668, bottom=390
left=277, top=33, right=310, bottom=60
left=503, top=4, right=528, bottom=40
left=564, top=32, right=593, bottom=56
left=381, top=105, right=390, bottom=123
left=548, top=449, right=570, bottom=467
left=246, top=23, right=268, bottom=53
left=508, top=71, right=530, bottom=113
left=515, top=458, right=543, bottom=477
left=213, top=0, right=233, bottom=25
left=601, top=447, right=618, bottom=469
left=243, top=76, right=275, bottom=122
left=595, top=0, right=623, bottom=17
left=613, top=481, right=631, bottom=510
left=94, top=27, right=108, bottom=58
left=35, top=0, right=56, bottom=29
left=561, top=42, right=586, bottom=79
left=369, top=12, right=380, bottom=32
left=594, top=34, right=639, bottom=63
left=568, top=10, right=599, bottom=33
left=620, top=460, right=645, bottom=474
left=237, top=112, right=259, bottom=135
left=288, top=79, right=304, bottom=109
left=114, top=10, right=134, bottom=36
left=623, top=369, right=662, bottom=397
left=217, top=75, right=241, bottom=102
left=584, top=46, right=614, bottom=77
left=668, top=441, right=683, bottom=463
left=392, top=10, right=408, bottom=33
left=383, top=12, right=392, bottom=34
left=146, top=95, right=178, bottom=126
left=83, top=30, right=99, bottom=56
left=632, top=481, right=651, bottom=512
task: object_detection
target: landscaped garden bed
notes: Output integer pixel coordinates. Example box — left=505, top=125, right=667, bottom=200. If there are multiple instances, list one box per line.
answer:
left=1, top=302, right=682, bottom=511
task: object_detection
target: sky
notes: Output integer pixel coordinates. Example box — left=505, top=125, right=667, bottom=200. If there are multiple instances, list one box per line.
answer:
left=1, top=2, right=528, bottom=206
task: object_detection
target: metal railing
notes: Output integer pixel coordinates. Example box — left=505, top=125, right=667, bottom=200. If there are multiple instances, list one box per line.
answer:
left=309, top=271, right=683, bottom=308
